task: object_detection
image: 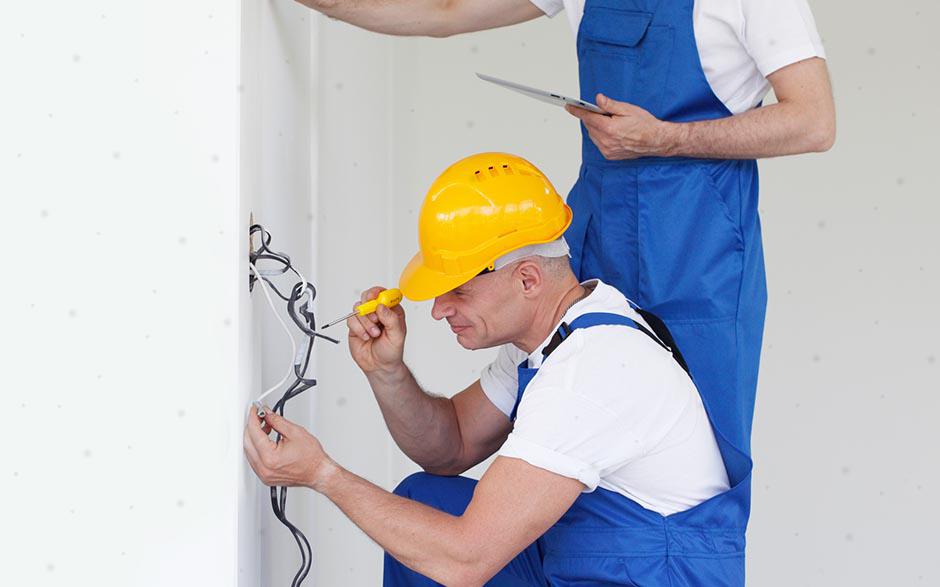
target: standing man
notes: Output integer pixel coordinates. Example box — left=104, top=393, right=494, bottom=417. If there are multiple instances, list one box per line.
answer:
left=294, top=0, right=834, bottom=455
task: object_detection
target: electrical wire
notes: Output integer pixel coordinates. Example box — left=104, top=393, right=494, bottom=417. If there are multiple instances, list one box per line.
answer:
left=248, top=223, right=339, bottom=587
left=249, top=262, right=299, bottom=406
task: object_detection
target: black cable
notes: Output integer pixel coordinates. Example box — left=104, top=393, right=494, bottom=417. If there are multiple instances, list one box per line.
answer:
left=249, top=223, right=338, bottom=586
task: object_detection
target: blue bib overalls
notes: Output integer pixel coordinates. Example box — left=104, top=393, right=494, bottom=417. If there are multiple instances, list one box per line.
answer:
left=567, top=0, right=767, bottom=456
left=385, top=311, right=752, bottom=586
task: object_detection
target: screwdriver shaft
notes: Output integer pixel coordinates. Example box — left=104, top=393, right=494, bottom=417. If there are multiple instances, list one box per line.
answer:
left=321, top=311, right=356, bottom=329
left=321, top=288, right=403, bottom=329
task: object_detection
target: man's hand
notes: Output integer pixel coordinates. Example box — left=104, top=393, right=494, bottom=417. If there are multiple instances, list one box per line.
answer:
left=347, top=286, right=407, bottom=376
left=243, top=406, right=336, bottom=491
left=565, top=94, right=671, bottom=160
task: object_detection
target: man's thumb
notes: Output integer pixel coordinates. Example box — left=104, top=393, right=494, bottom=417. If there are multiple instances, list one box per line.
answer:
left=597, top=93, right=631, bottom=115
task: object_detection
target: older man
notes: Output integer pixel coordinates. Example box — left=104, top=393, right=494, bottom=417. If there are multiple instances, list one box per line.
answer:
left=245, top=153, right=750, bottom=586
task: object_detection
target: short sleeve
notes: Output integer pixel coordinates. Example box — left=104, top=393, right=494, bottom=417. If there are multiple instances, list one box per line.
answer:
left=496, top=328, right=690, bottom=491
left=528, top=0, right=564, bottom=18
left=479, top=344, right=525, bottom=418
left=740, top=0, right=826, bottom=77
left=498, top=385, right=619, bottom=491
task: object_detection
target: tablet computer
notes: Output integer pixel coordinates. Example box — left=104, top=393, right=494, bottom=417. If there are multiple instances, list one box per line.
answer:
left=476, top=72, right=609, bottom=115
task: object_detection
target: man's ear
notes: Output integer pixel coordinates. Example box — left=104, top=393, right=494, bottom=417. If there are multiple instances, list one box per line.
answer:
left=515, top=259, right=543, bottom=295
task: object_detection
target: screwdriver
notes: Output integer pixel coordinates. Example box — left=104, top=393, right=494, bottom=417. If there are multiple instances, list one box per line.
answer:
left=321, top=288, right=403, bottom=329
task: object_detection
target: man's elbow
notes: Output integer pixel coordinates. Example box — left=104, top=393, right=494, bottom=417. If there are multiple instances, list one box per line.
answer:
left=434, top=529, right=505, bottom=586
left=804, top=98, right=836, bottom=152
left=441, top=557, right=502, bottom=587
left=422, top=463, right=463, bottom=476
left=295, top=0, right=338, bottom=12
left=425, top=0, right=461, bottom=38
left=421, top=456, right=469, bottom=476
left=811, top=116, right=836, bottom=152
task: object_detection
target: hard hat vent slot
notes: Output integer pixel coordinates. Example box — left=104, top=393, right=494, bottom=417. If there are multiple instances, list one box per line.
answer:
left=473, top=163, right=524, bottom=180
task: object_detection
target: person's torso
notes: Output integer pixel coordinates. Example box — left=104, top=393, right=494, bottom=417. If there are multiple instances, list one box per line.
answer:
left=544, top=0, right=824, bottom=114
left=497, top=281, right=730, bottom=515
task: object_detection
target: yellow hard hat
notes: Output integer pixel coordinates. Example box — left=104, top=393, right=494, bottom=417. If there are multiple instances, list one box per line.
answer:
left=399, top=152, right=572, bottom=301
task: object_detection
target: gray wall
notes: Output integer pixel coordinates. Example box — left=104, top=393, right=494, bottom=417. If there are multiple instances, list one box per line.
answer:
left=312, top=1, right=939, bottom=585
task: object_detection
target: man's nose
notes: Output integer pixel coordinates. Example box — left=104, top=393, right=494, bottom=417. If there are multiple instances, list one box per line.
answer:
left=431, top=293, right=455, bottom=321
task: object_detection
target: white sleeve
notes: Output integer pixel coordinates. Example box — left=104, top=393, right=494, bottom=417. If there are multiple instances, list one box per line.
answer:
left=739, top=0, right=826, bottom=77
left=528, top=0, right=564, bottom=18
left=479, top=344, right=525, bottom=418
left=499, top=385, right=620, bottom=491
left=497, top=329, right=687, bottom=491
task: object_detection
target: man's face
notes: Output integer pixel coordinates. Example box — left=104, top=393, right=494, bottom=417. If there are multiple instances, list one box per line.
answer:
left=430, top=269, right=522, bottom=350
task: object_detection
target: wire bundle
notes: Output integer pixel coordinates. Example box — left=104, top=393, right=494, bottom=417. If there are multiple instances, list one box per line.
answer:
left=248, top=224, right=339, bottom=587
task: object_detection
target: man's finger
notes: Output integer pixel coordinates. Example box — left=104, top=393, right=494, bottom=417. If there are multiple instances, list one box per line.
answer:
left=346, top=309, right=371, bottom=341
left=243, top=423, right=266, bottom=474
left=244, top=427, right=263, bottom=467
left=360, top=286, right=385, bottom=303
left=260, top=409, right=299, bottom=437
left=246, top=407, right=278, bottom=449
left=361, top=286, right=385, bottom=324
left=565, top=104, right=590, bottom=120
left=375, top=303, right=400, bottom=335
left=353, top=310, right=382, bottom=339
left=571, top=109, right=607, bottom=131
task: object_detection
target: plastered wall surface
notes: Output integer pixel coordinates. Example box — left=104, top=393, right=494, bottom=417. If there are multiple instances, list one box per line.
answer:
left=1, top=1, right=247, bottom=585
left=2, top=0, right=317, bottom=585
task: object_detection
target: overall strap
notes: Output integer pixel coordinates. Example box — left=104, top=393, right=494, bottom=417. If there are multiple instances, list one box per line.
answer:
left=541, top=311, right=690, bottom=375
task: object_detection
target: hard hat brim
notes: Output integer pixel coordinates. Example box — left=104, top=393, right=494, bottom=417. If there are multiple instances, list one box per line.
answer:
left=399, top=203, right=573, bottom=301
left=398, top=252, right=482, bottom=302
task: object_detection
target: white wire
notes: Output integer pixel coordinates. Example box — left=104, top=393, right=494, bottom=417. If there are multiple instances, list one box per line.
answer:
left=292, top=265, right=312, bottom=308
left=249, top=261, right=298, bottom=405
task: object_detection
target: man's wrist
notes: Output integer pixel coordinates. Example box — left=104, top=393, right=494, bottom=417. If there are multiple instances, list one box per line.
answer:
left=367, top=362, right=410, bottom=389
left=656, top=120, right=689, bottom=157
left=309, top=456, right=342, bottom=494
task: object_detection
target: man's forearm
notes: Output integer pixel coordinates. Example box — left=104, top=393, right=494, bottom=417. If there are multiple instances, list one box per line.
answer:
left=296, top=0, right=450, bottom=37
left=658, top=58, right=836, bottom=159
left=313, top=461, right=482, bottom=585
left=659, top=98, right=836, bottom=160
left=367, top=365, right=463, bottom=471
left=294, top=0, right=543, bottom=38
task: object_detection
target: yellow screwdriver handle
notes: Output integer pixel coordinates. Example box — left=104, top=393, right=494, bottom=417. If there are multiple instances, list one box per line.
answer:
left=355, top=288, right=403, bottom=317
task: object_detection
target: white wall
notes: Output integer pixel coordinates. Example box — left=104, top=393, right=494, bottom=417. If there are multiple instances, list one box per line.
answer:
left=2, top=1, right=317, bottom=585
left=1, top=1, right=246, bottom=585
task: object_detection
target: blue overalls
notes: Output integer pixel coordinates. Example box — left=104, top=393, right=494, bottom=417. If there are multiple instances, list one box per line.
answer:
left=566, top=0, right=768, bottom=456
left=385, top=311, right=752, bottom=586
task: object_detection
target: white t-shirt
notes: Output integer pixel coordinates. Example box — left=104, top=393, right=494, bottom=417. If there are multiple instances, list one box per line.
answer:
left=529, top=0, right=827, bottom=114
left=480, top=280, right=730, bottom=516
